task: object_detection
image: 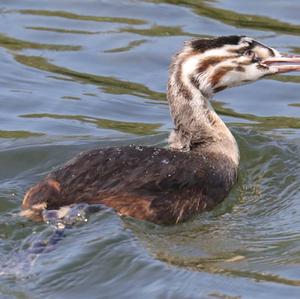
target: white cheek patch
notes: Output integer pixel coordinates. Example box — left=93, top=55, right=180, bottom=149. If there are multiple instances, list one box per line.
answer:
left=217, top=64, right=266, bottom=88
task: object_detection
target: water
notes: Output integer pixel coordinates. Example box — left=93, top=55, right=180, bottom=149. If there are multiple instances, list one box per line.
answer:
left=0, top=0, right=300, bottom=298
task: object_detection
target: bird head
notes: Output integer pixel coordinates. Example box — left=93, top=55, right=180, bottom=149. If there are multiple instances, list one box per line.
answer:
left=169, top=35, right=300, bottom=97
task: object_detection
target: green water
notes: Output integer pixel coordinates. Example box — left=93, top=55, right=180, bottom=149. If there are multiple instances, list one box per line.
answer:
left=0, top=1, right=300, bottom=298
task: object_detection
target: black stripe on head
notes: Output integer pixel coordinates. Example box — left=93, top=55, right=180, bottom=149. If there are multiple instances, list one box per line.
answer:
left=190, top=36, right=244, bottom=53
left=248, top=40, right=276, bottom=57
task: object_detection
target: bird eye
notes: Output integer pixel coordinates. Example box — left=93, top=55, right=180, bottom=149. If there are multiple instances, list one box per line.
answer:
left=244, top=50, right=260, bottom=62
left=244, top=50, right=254, bottom=56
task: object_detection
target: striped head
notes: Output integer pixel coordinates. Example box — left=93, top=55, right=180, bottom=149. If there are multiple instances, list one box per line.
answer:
left=168, top=35, right=300, bottom=97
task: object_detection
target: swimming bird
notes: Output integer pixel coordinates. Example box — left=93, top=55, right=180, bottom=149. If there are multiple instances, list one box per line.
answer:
left=21, top=36, right=300, bottom=225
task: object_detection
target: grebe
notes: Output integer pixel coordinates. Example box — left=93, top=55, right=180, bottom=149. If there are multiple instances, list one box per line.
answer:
left=21, top=36, right=300, bottom=225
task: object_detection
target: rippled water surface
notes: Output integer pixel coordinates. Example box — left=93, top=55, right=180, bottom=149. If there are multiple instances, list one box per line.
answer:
left=1, top=1, right=300, bottom=298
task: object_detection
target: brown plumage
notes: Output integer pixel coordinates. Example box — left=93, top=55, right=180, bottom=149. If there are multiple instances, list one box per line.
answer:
left=21, top=36, right=300, bottom=224
left=22, top=147, right=237, bottom=224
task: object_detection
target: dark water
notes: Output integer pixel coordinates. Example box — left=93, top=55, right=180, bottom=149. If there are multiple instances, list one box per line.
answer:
left=0, top=1, right=300, bottom=298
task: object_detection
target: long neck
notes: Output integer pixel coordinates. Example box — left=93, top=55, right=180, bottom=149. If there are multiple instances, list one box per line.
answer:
left=167, top=58, right=239, bottom=166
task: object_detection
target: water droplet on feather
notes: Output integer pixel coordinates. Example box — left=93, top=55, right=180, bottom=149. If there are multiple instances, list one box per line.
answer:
left=135, top=146, right=143, bottom=151
left=161, top=159, right=169, bottom=165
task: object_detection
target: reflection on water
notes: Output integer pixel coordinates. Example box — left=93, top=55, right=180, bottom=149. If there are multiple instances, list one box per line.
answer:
left=21, top=113, right=161, bottom=136
left=0, top=0, right=300, bottom=298
left=14, top=54, right=166, bottom=101
left=19, top=9, right=147, bottom=25
left=0, top=130, right=44, bottom=139
left=0, top=33, right=81, bottom=51
left=151, top=0, right=300, bottom=36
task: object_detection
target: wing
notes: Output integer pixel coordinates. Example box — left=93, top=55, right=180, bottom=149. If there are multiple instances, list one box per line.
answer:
left=22, top=146, right=237, bottom=224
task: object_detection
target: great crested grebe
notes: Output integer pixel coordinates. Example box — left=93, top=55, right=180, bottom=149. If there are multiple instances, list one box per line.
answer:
left=21, top=36, right=300, bottom=225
